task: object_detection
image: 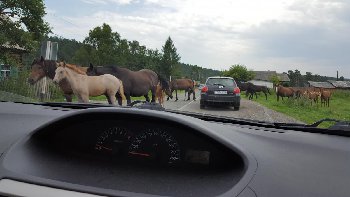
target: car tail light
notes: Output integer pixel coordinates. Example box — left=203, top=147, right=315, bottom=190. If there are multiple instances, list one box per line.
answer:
left=234, top=87, right=240, bottom=95
left=201, top=86, right=208, bottom=92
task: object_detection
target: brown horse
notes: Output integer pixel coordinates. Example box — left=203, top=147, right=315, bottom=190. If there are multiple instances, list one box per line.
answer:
left=305, top=90, right=321, bottom=106
left=156, top=83, right=165, bottom=107
left=87, top=64, right=165, bottom=106
left=167, top=79, right=196, bottom=101
left=53, top=62, right=125, bottom=104
left=28, top=56, right=88, bottom=102
left=276, top=85, right=295, bottom=101
left=320, top=89, right=331, bottom=107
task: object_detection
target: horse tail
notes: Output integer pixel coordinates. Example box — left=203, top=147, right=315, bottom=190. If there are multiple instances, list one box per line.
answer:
left=118, top=79, right=126, bottom=100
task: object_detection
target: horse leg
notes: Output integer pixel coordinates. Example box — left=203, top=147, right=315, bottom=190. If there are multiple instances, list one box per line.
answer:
left=151, top=87, right=156, bottom=103
left=187, top=88, right=191, bottom=101
left=105, top=93, right=112, bottom=104
left=327, top=98, right=329, bottom=107
left=64, top=94, right=73, bottom=102
left=144, top=94, right=150, bottom=102
left=265, top=92, right=267, bottom=100
left=126, top=94, right=131, bottom=105
left=192, top=88, right=196, bottom=100
left=80, top=94, right=89, bottom=103
left=116, top=92, right=123, bottom=106
left=175, top=90, right=178, bottom=101
left=109, top=93, right=116, bottom=105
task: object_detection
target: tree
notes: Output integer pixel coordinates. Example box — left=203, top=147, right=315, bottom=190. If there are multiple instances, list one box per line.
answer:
left=0, top=0, right=50, bottom=64
left=339, top=76, right=344, bottom=81
left=223, top=64, right=255, bottom=82
left=83, top=23, right=120, bottom=65
left=305, top=72, right=313, bottom=81
left=161, top=36, right=180, bottom=78
left=269, top=74, right=280, bottom=86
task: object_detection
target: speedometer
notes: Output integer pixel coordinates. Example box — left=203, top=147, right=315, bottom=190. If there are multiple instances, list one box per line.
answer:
left=95, top=127, right=133, bottom=156
left=128, top=129, right=181, bottom=165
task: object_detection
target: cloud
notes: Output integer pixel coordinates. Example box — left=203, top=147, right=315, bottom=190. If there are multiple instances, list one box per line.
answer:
left=80, top=0, right=133, bottom=5
left=45, top=0, right=350, bottom=78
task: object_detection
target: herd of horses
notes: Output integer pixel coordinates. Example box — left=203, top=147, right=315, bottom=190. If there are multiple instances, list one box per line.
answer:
left=28, top=57, right=333, bottom=108
left=237, top=81, right=332, bottom=107
left=275, top=85, right=332, bottom=107
left=27, top=57, right=196, bottom=106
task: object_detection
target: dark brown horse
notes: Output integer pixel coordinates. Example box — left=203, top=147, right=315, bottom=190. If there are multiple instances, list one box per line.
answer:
left=236, top=81, right=250, bottom=91
left=28, top=56, right=88, bottom=102
left=246, top=83, right=270, bottom=100
left=276, top=85, right=295, bottom=101
left=87, top=64, right=167, bottom=106
left=167, top=79, right=196, bottom=101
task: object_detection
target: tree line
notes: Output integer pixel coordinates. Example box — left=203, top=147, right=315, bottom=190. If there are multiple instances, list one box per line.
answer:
left=26, top=23, right=220, bottom=82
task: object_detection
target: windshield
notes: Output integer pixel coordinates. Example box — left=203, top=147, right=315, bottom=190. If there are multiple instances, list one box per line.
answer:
left=1, top=0, right=349, bottom=128
left=206, top=78, right=236, bottom=87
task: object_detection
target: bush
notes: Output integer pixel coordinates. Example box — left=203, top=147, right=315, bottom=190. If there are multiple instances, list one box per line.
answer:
left=0, top=70, right=64, bottom=102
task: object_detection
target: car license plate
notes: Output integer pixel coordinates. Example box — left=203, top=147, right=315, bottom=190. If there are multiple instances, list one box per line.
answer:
left=214, top=91, right=227, bottom=94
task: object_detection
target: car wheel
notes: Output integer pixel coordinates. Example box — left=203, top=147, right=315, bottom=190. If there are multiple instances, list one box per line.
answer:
left=234, top=106, right=240, bottom=111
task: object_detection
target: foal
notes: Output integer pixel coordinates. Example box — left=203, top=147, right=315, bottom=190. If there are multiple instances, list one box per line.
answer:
left=156, top=83, right=165, bottom=106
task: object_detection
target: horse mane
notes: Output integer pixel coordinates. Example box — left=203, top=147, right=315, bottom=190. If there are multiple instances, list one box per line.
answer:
left=158, top=74, right=169, bottom=90
left=59, top=63, right=87, bottom=75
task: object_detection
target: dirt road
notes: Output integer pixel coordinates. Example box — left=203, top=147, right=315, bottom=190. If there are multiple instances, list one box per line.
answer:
left=164, top=90, right=303, bottom=124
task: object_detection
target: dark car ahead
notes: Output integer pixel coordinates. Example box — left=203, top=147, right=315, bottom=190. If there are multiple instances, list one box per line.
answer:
left=200, top=76, right=241, bottom=110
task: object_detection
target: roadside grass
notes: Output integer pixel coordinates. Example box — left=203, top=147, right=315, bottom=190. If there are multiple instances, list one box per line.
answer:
left=244, top=90, right=350, bottom=128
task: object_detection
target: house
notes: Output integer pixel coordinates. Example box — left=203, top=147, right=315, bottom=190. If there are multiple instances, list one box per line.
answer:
left=307, top=81, right=335, bottom=89
left=0, top=42, right=28, bottom=79
left=327, top=80, right=350, bottom=89
left=248, top=71, right=290, bottom=89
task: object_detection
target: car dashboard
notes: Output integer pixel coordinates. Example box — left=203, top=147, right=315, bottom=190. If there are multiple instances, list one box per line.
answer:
left=0, top=101, right=349, bottom=197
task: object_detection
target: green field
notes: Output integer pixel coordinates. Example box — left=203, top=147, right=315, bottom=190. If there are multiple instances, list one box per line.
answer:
left=245, top=90, right=350, bottom=127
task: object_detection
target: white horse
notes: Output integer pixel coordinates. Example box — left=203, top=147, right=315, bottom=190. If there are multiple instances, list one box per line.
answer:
left=53, top=62, right=125, bottom=105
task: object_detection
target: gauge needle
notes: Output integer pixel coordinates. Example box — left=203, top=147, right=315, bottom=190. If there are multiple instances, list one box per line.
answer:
left=96, top=144, right=112, bottom=151
left=128, top=151, right=151, bottom=157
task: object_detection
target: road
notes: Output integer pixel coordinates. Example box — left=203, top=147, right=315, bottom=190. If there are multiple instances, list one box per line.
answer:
left=163, top=90, right=303, bottom=124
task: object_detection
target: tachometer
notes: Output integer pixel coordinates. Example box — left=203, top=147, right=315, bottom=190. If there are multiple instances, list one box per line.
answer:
left=128, top=129, right=181, bottom=165
left=95, top=127, right=133, bottom=155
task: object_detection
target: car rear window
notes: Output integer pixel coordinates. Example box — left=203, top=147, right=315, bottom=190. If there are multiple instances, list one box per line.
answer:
left=206, top=78, right=236, bottom=87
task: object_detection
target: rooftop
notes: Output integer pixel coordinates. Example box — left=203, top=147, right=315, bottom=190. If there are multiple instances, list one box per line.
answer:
left=253, top=71, right=290, bottom=82
left=328, top=80, right=350, bottom=88
left=308, top=81, right=335, bottom=89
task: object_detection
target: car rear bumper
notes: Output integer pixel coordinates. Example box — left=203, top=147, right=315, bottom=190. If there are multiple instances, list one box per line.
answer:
left=200, top=93, right=240, bottom=106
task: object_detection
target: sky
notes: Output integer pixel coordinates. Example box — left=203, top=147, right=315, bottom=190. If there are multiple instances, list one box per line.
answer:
left=44, top=0, right=350, bottom=78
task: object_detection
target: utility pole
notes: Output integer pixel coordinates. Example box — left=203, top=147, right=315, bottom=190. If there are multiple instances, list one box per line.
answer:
left=39, top=41, right=58, bottom=101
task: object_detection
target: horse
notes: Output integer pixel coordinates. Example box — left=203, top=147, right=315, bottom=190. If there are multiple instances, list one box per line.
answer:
left=236, top=81, right=250, bottom=91
left=320, top=89, right=331, bottom=107
left=87, top=64, right=167, bottom=106
left=156, top=83, right=164, bottom=106
left=276, top=85, right=295, bottom=101
left=305, top=90, right=321, bottom=106
left=28, top=56, right=88, bottom=102
left=156, top=77, right=172, bottom=107
left=167, top=78, right=196, bottom=101
left=53, top=62, right=125, bottom=105
left=246, top=83, right=270, bottom=100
